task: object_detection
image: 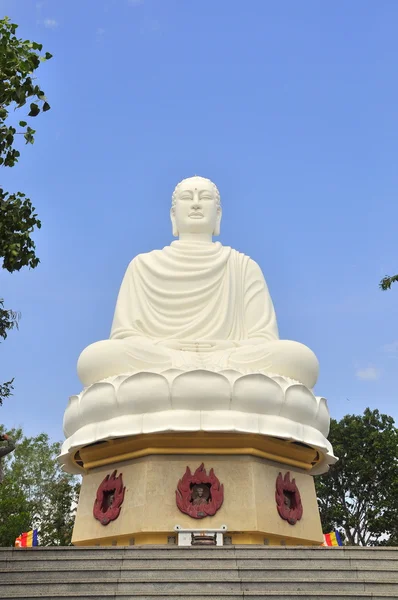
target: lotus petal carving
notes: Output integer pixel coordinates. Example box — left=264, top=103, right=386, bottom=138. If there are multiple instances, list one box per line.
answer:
left=61, top=367, right=335, bottom=475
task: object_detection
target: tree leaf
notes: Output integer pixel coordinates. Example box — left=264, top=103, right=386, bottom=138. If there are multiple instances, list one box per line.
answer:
left=28, top=103, right=40, bottom=117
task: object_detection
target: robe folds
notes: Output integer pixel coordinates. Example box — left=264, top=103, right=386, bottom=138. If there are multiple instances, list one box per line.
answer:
left=110, top=240, right=279, bottom=343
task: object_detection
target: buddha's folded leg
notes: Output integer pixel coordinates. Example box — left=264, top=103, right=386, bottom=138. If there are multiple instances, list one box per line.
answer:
left=77, top=338, right=173, bottom=386
left=227, top=340, right=319, bottom=388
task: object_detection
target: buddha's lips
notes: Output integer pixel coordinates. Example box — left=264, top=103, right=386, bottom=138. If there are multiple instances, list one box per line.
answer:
left=189, top=213, right=204, bottom=218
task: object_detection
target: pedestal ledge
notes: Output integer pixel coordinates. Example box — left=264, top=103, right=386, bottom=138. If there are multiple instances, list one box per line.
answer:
left=61, top=369, right=336, bottom=475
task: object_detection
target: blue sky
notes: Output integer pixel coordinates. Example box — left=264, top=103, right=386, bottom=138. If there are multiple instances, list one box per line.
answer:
left=1, top=0, right=398, bottom=442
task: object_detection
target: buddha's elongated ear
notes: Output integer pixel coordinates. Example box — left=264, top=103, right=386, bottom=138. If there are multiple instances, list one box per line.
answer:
left=213, top=206, right=222, bottom=237
left=170, top=207, right=178, bottom=237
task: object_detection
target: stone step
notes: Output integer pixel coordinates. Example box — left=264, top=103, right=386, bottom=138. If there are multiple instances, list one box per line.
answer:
left=1, top=566, right=397, bottom=581
left=2, top=594, right=398, bottom=600
left=2, top=547, right=398, bottom=559
left=2, top=556, right=397, bottom=570
left=1, top=577, right=397, bottom=594
left=2, top=546, right=397, bottom=599
left=1, top=593, right=398, bottom=600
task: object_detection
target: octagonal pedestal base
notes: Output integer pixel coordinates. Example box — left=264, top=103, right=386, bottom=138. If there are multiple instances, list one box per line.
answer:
left=72, top=440, right=324, bottom=546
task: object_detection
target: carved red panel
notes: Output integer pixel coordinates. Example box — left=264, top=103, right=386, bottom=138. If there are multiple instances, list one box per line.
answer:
left=176, top=463, right=224, bottom=519
left=275, top=471, right=303, bottom=525
left=93, top=470, right=125, bottom=526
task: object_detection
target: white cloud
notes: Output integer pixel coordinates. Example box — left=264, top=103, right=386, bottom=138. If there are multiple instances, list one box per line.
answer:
left=382, top=341, right=398, bottom=355
left=355, top=366, right=380, bottom=381
left=43, top=18, right=58, bottom=29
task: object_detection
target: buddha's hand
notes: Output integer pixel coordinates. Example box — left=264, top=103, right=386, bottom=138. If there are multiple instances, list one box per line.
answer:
left=156, top=339, right=236, bottom=352
left=163, top=340, right=236, bottom=352
left=155, top=339, right=187, bottom=351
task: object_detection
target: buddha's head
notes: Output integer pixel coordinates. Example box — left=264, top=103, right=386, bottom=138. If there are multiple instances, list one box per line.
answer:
left=171, top=176, right=222, bottom=238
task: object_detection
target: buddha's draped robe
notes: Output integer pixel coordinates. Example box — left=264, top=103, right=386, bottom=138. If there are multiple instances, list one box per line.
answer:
left=112, top=241, right=278, bottom=343
left=78, top=241, right=318, bottom=388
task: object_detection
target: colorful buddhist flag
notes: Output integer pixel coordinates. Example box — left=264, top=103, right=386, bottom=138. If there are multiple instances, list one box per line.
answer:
left=323, top=530, right=343, bottom=546
left=15, top=529, right=38, bottom=548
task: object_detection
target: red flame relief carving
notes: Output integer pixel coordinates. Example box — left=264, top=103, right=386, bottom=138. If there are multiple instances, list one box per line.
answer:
left=275, top=471, right=303, bottom=525
left=93, top=470, right=126, bottom=526
left=176, top=463, right=224, bottom=519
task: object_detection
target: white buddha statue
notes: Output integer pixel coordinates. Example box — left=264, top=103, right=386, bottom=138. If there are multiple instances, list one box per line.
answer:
left=77, top=176, right=319, bottom=389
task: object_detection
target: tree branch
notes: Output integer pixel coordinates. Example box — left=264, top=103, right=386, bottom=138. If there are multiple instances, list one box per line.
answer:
left=380, top=274, right=398, bottom=291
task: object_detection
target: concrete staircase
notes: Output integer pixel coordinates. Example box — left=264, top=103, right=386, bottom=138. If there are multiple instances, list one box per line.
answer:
left=0, top=545, right=397, bottom=599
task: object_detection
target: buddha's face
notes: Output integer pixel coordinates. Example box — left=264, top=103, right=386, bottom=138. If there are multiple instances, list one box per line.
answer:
left=171, top=177, right=221, bottom=237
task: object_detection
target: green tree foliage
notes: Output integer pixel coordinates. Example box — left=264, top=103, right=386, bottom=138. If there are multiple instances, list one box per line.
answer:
left=0, top=16, right=52, bottom=403
left=0, top=379, right=14, bottom=406
left=316, top=408, right=398, bottom=546
left=0, top=426, right=80, bottom=546
left=380, top=274, right=398, bottom=291
left=0, top=299, right=19, bottom=405
left=0, top=480, right=31, bottom=547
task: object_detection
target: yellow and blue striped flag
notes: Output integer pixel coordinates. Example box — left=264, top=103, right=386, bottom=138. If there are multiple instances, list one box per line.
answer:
left=15, top=530, right=38, bottom=547
left=323, top=530, right=343, bottom=546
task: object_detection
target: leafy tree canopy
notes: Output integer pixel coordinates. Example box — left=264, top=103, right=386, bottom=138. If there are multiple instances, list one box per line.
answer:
left=380, top=274, right=398, bottom=291
left=0, top=16, right=52, bottom=404
left=316, top=408, right=398, bottom=546
left=0, top=426, right=80, bottom=546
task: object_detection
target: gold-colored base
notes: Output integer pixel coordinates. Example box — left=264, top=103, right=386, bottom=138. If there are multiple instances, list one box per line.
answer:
left=76, top=432, right=320, bottom=472
left=72, top=448, right=324, bottom=547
